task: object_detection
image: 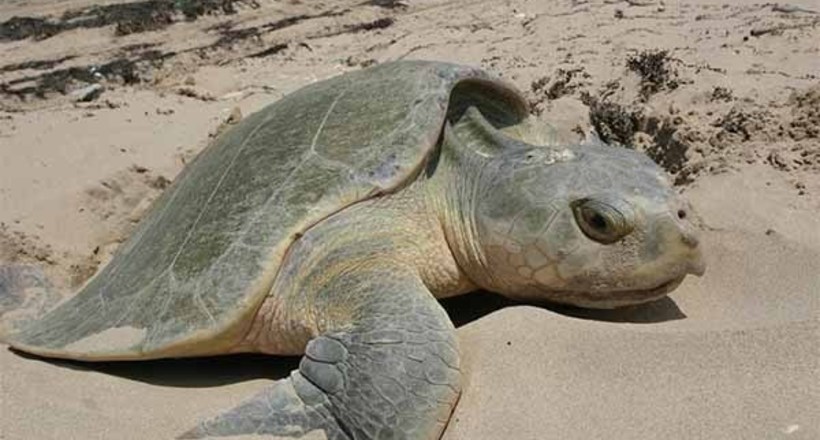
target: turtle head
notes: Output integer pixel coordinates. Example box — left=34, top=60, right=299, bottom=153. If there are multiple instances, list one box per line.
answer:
left=445, top=108, right=704, bottom=309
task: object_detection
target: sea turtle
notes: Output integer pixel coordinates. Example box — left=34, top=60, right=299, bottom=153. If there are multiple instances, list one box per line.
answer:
left=0, top=60, right=705, bottom=439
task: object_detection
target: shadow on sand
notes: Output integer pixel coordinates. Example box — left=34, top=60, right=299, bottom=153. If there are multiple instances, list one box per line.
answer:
left=11, top=349, right=299, bottom=388
left=10, top=291, right=684, bottom=388
left=441, top=290, right=686, bottom=327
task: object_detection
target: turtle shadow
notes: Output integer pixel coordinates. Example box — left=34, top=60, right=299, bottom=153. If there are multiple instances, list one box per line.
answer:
left=442, top=290, right=687, bottom=328
left=9, top=291, right=684, bottom=389
left=11, top=349, right=300, bottom=388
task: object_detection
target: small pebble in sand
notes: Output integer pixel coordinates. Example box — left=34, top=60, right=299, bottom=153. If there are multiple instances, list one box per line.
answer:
left=782, top=424, right=800, bottom=434
left=626, top=0, right=655, bottom=6
left=176, top=86, right=216, bottom=101
left=71, top=84, right=104, bottom=102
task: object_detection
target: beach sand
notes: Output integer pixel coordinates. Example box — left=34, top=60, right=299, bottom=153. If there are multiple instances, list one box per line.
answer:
left=1, top=0, right=818, bottom=438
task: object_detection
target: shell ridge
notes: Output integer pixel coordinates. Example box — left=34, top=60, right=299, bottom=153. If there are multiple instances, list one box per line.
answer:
left=166, top=107, right=279, bottom=276
left=113, top=105, right=283, bottom=351
left=309, top=84, right=349, bottom=154
left=95, top=150, right=191, bottom=312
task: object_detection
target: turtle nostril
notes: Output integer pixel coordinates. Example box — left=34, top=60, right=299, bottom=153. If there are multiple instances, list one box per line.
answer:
left=677, top=209, right=687, bottom=220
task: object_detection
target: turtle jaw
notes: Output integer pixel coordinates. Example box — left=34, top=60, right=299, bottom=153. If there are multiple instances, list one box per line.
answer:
left=536, top=273, right=688, bottom=310
left=584, top=274, right=687, bottom=309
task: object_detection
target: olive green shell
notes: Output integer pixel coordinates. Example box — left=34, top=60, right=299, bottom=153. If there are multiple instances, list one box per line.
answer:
left=7, top=61, right=527, bottom=360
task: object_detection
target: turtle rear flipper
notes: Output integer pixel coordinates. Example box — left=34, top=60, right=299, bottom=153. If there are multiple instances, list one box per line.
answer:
left=182, top=268, right=461, bottom=440
left=0, top=264, right=61, bottom=342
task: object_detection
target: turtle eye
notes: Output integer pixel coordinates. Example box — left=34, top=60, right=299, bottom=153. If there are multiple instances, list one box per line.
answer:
left=571, top=198, right=634, bottom=244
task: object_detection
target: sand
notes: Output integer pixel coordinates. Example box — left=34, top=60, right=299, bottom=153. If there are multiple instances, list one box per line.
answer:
left=0, top=0, right=818, bottom=438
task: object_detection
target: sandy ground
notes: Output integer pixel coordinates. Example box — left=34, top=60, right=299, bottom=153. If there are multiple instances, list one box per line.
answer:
left=1, top=0, right=818, bottom=438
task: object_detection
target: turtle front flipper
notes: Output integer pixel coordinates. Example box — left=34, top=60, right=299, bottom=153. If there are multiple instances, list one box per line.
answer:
left=182, top=269, right=461, bottom=440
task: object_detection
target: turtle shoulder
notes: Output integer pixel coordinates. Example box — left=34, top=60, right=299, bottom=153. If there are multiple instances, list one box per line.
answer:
left=6, top=61, right=528, bottom=360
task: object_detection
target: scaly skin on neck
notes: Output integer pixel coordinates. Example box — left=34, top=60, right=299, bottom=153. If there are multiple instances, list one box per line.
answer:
left=423, top=124, right=499, bottom=294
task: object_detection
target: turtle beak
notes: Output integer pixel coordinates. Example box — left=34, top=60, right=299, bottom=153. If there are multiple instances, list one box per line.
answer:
left=687, top=250, right=706, bottom=277
left=676, top=216, right=705, bottom=277
left=681, top=231, right=706, bottom=277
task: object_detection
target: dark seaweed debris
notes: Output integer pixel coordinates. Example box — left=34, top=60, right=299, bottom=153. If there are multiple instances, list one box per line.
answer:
left=0, top=7, right=345, bottom=99
left=343, top=17, right=394, bottom=33
left=1, top=8, right=394, bottom=100
left=1, top=50, right=174, bottom=99
left=363, top=0, right=409, bottom=9
left=239, top=16, right=394, bottom=58
left=626, top=49, right=679, bottom=99
left=0, top=16, right=62, bottom=41
left=584, top=97, right=644, bottom=147
left=209, top=9, right=348, bottom=48
left=710, top=86, right=734, bottom=102
left=0, top=0, right=259, bottom=41
left=248, top=43, right=289, bottom=58
left=583, top=94, right=690, bottom=179
left=207, top=9, right=388, bottom=52
left=176, top=0, right=255, bottom=20
left=531, top=67, right=590, bottom=101
left=319, top=17, right=395, bottom=38
left=0, top=56, right=77, bottom=73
